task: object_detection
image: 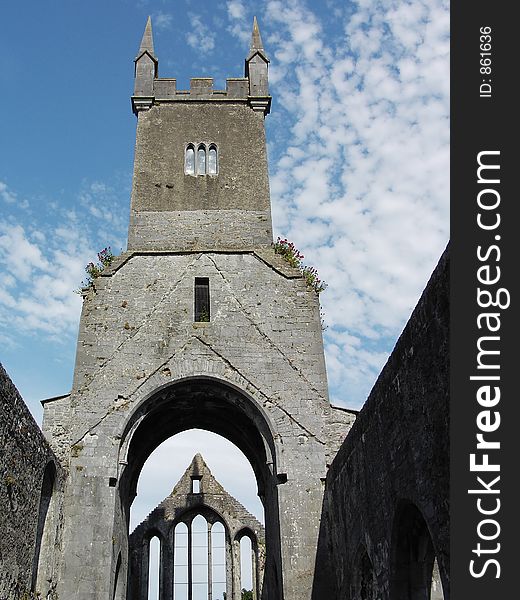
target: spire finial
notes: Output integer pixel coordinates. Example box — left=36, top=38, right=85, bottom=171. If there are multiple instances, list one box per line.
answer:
left=138, top=16, right=155, bottom=57
left=250, top=16, right=264, bottom=51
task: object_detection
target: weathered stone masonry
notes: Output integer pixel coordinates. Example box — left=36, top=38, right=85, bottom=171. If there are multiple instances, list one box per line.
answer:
left=312, top=247, right=450, bottom=600
left=0, top=365, right=63, bottom=600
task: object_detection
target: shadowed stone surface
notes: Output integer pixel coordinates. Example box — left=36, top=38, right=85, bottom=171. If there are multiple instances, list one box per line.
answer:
left=0, top=365, right=63, bottom=599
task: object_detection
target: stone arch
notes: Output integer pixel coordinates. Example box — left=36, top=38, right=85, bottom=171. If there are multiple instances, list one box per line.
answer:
left=390, top=501, right=445, bottom=600
left=31, top=460, right=57, bottom=595
left=118, top=377, right=282, bottom=599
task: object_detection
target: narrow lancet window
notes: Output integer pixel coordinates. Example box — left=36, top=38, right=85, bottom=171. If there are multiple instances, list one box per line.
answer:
left=174, top=523, right=189, bottom=600
left=185, top=145, right=195, bottom=175
left=194, top=278, right=210, bottom=322
left=197, top=145, right=207, bottom=175
left=208, top=146, right=218, bottom=174
left=240, top=536, right=254, bottom=596
left=148, top=536, right=160, bottom=600
left=211, top=523, right=226, bottom=599
left=191, top=516, right=209, bottom=599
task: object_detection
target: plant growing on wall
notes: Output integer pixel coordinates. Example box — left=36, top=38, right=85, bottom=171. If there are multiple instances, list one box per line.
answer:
left=76, top=247, right=115, bottom=292
left=273, top=237, right=327, bottom=294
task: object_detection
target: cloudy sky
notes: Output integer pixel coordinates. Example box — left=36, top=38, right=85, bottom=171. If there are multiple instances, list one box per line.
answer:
left=0, top=0, right=449, bottom=569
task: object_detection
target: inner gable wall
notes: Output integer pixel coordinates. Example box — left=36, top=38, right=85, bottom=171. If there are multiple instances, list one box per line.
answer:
left=48, top=250, right=330, bottom=453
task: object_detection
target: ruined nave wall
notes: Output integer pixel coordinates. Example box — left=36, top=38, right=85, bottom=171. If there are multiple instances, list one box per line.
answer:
left=313, top=247, right=450, bottom=600
left=0, top=364, right=63, bottom=599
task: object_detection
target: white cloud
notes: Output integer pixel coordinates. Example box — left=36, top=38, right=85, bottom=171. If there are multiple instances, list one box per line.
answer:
left=226, top=0, right=250, bottom=44
left=261, top=0, right=449, bottom=408
left=227, top=0, right=246, bottom=20
left=153, top=11, right=174, bottom=31
left=0, top=180, right=29, bottom=209
left=0, top=179, right=128, bottom=344
left=0, top=224, right=50, bottom=281
left=0, top=181, right=17, bottom=204
left=186, top=13, right=216, bottom=54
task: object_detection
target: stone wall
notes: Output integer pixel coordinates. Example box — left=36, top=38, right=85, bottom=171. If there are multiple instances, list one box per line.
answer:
left=0, top=364, right=63, bottom=599
left=313, top=246, right=450, bottom=600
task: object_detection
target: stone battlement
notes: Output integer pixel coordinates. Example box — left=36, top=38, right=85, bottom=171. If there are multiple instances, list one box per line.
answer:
left=133, top=16, right=271, bottom=115
left=132, top=76, right=271, bottom=115
left=153, top=77, right=250, bottom=100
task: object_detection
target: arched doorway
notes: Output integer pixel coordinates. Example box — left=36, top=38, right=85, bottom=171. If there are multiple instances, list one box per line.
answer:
left=117, top=377, right=283, bottom=600
left=390, top=501, right=446, bottom=600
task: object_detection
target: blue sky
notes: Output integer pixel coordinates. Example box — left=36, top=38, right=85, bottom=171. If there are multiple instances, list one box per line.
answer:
left=0, top=0, right=449, bottom=569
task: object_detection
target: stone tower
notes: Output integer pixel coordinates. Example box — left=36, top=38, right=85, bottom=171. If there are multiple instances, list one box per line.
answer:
left=41, top=17, right=353, bottom=600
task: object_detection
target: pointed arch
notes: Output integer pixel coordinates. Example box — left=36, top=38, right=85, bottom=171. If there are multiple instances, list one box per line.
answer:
left=390, top=501, right=446, bottom=600
left=119, top=377, right=282, bottom=599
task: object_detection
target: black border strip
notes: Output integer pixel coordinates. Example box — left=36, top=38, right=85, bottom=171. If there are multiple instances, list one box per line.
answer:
left=451, top=2, right=516, bottom=596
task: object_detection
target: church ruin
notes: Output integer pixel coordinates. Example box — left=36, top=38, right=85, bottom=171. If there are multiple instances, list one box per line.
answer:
left=128, top=453, right=265, bottom=600
left=0, top=17, right=449, bottom=600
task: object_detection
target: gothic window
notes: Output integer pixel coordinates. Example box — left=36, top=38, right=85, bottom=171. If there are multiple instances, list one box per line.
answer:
left=185, top=145, right=195, bottom=175
left=148, top=536, right=161, bottom=600
left=173, top=517, right=228, bottom=600
left=192, top=515, right=209, bottom=599
left=240, top=535, right=254, bottom=597
left=208, top=146, right=218, bottom=174
left=174, top=523, right=189, bottom=600
left=197, top=145, right=207, bottom=175
left=194, top=278, right=210, bottom=322
left=185, top=144, right=218, bottom=175
left=211, top=523, right=226, bottom=599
